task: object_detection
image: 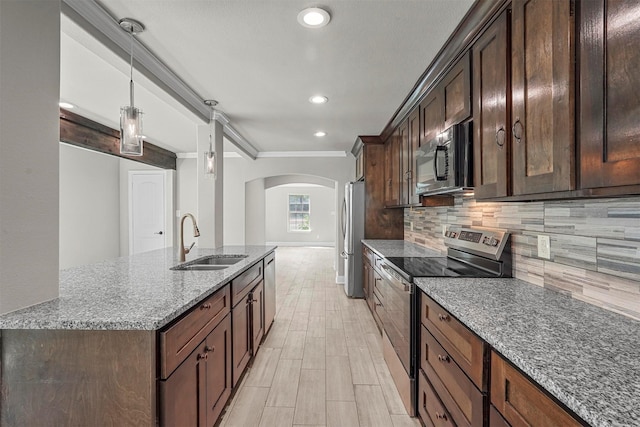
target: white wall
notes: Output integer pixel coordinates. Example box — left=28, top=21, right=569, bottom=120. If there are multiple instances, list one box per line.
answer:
left=59, top=144, right=121, bottom=269
left=0, top=1, right=60, bottom=314
left=266, top=185, right=336, bottom=246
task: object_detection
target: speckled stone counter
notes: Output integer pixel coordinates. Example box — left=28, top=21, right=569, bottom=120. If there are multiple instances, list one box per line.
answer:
left=362, top=239, right=442, bottom=258
left=415, top=277, right=640, bottom=427
left=0, top=245, right=275, bottom=330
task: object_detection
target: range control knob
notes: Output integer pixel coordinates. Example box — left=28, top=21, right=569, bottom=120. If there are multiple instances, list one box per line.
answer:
left=490, top=237, right=499, bottom=247
left=482, top=236, right=491, bottom=245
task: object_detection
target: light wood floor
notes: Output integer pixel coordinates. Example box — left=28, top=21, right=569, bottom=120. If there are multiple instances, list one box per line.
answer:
left=219, top=247, right=421, bottom=427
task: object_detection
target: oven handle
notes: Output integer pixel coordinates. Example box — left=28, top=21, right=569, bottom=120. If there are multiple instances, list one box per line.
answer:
left=380, top=263, right=413, bottom=294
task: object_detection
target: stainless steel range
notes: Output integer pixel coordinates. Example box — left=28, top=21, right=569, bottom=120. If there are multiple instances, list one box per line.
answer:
left=377, top=226, right=512, bottom=416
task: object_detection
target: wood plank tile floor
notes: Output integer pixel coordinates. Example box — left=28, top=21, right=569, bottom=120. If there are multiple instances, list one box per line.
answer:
left=219, top=247, right=421, bottom=427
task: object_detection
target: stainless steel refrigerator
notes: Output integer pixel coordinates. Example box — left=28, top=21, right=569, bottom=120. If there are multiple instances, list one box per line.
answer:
left=340, top=181, right=365, bottom=297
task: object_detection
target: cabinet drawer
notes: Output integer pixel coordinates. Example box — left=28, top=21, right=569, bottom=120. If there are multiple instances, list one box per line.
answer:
left=421, top=326, right=484, bottom=427
left=421, top=293, right=487, bottom=390
left=232, top=261, right=263, bottom=307
left=491, top=351, right=583, bottom=427
left=490, top=404, right=510, bottom=427
left=418, top=368, right=455, bottom=427
left=160, top=285, right=231, bottom=379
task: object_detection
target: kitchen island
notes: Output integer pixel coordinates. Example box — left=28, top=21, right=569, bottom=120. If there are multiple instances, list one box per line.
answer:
left=0, top=245, right=276, bottom=426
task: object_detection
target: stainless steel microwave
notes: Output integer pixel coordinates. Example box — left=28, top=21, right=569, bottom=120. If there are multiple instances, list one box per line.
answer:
left=414, top=121, right=472, bottom=196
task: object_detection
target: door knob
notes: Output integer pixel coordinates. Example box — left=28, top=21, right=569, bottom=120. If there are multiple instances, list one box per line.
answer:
left=154, top=231, right=163, bottom=235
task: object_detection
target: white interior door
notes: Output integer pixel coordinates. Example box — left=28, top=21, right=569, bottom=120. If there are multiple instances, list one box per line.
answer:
left=130, top=172, right=165, bottom=254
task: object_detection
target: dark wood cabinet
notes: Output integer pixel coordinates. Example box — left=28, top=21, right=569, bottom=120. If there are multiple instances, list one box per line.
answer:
left=579, top=0, right=640, bottom=189
left=407, top=109, right=421, bottom=205
left=355, top=148, right=364, bottom=181
left=384, top=130, right=401, bottom=207
left=231, top=261, right=265, bottom=386
left=421, top=88, right=444, bottom=145
left=160, top=310, right=232, bottom=427
left=442, top=51, right=472, bottom=129
left=491, top=351, right=583, bottom=427
left=472, top=10, right=511, bottom=199
left=399, top=120, right=410, bottom=206
left=511, top=0, right=575, bottom=195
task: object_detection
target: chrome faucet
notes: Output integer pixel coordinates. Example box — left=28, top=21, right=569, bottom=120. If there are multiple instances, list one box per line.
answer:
left=179, top=213, right=200, bottom=262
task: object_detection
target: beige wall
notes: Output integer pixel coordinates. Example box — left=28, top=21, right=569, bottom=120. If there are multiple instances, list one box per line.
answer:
left=405, top=195, right=640, bottom=320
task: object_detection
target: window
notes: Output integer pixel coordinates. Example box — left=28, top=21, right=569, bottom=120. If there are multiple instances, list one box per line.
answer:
left=288, top=194, right=310, bottom=232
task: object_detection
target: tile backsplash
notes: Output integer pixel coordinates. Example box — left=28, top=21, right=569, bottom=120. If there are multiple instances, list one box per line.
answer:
left=404, top=195, right=640, bottom=320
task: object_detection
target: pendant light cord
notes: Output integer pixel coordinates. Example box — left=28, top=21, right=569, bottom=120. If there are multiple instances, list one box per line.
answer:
left=129, top=30, right=135, bottom=108
left=209, top=108, right=214, bottom=152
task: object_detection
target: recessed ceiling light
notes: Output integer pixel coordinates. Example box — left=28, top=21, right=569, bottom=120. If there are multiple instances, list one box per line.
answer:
left=314, top=131, right=327, bottom=137
left=59, top=102, right=74, bottom=109
left=309, top=95, right=328, bottom=104
left=298, top=7, right=331, bottom=28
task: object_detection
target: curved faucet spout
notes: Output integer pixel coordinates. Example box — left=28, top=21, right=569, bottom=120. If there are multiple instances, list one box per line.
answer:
left=179, top=213, right=200, bottom=262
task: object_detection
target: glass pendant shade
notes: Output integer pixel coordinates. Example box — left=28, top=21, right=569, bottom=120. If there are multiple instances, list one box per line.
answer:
left=204, top=150, right=216, bottom=179
left=120, top=105, right=144, bottom=156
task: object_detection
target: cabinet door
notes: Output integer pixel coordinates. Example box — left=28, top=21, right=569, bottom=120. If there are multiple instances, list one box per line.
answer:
left=580, top=0, right=640, bottom=189
left=421, top=90, right=444, bottom=145
left=384, top=132, right=401, bottom=207
left=399, top=120, right=410, bottom=205
left=408, top=110, right=420, bottom=205
left=511, top=0, right=575, bottom=195
left=472, top=10, right=511, bottom=199
left=442, top=51, right=472, bottom=128
left=206, top=313, right=232, bottom=426
left=160, top=342, right=207, bottom=426
left=232, top=296, right=251, bottom=386
left=362, top=258, right=370, bottom=302
left=251, top=281, right=265, bottom=353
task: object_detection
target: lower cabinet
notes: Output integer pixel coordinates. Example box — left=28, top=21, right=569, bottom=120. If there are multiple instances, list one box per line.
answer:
left=491, top=351, right=583, bottom=427
left=160, top=312, right=232, bottom=426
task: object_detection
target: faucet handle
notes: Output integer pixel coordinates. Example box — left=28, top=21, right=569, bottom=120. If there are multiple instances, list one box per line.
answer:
left=186, top=241, right=196, bottom=254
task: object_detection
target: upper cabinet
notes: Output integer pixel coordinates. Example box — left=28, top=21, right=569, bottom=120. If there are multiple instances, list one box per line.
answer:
left=511, top=0, right=575, bottom=195
left=442, top=51, right=472, bottom=129
left=472, top=10, right=511, bottom=199
left=579, top=0, right=640, bottom=190
left=407, top=109, right=421, bottom=205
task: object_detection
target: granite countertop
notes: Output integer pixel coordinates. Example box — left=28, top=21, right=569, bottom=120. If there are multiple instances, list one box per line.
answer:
left=362, top=239, right=442, bottom=258
left=0, top=245, right=275, bottom=331
left=415, top=277, right=640, bottom=427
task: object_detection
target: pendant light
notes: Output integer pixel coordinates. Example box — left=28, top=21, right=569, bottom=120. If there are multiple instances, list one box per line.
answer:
left=119, top=18, right=145, bottom=156
left=204, top=100, right=218, bottom=179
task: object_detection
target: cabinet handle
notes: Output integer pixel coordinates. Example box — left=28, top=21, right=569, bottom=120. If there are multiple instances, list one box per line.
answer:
left=495, top=126, right=506, bottom=147
left=205, top=345, right=215, bottom=353
left=438, top=313, right=450, bottom=322
left=512, top=118, right=523, bottom=143
left=200, top=303, right=212, bottom=310
left=197, top=353, right=208, bottom=361
left=435, top=412, right=448, bottom=420
left=375, top=303, right=383, bottom=307
left=437, top=354, right=451, bottom=363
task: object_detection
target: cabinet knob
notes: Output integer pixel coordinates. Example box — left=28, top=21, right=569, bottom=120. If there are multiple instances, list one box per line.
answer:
left=204, top=345, right=215, bottom=353
left=495, top=127, right=506, bottom=147
left=200, top=303, right=212, bottom=310
left=512, top=119, right=523, bottom=142
left=438, top=313, right=450, bottom=322
left=197, top=353, right=208, bottom=361
left=435, top=412, right=448, bottom=420
left=437, top=354, right=451, bottom=363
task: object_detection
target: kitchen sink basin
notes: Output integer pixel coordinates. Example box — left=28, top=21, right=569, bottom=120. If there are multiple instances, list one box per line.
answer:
left=171, top=254, right=248, bottom=271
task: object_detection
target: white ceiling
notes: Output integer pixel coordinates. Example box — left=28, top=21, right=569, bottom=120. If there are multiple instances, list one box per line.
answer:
left=61, top=0, right=474, bottom=154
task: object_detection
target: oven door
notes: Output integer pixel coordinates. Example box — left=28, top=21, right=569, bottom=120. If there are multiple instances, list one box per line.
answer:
left=415, top=127, right=457, bottom=195
left=378, top=262, right=413, bottom=375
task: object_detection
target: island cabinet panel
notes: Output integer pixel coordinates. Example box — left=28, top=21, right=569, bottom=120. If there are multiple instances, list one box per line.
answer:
left=491, top=351, right=584, bottom=427
left=510, top=0, right=575, bottom=195
left=1, top=330, right=156, bottom=426
left=160, top=312, right=232, bottom=427
left=472, top=10, right=511, bottom=199
left=579, top=0, right=640, bottom=189
left=232, top=293, right=252, bottom=386
left=231, top=261, right=263, bottom=306
left=160, top=284, right=231, bottom=378
left=251, top=280, right=265, bottom=352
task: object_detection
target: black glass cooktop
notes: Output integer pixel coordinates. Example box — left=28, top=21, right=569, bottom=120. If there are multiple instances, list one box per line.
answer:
left=385, top=256, right=498, bottom=280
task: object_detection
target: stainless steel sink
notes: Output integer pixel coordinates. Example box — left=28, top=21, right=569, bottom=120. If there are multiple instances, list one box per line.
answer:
left=192, top=255, right=248, bottom=266
left=171, top=254, right=248, bottom=271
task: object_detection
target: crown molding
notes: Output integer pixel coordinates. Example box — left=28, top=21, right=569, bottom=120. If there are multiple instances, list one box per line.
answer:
left=257, top=151, right=347, bottom=158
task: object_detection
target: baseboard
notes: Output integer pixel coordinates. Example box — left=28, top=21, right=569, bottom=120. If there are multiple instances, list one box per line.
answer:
left=335, top=274, right=344, bottom=284
left=266, top=241, right=335, bottom=247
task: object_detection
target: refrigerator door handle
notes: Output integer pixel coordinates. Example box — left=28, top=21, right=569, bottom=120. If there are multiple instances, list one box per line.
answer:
left=341, top=197, right=347, bottom=240
left=340, top=250, right=348, bottom=259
